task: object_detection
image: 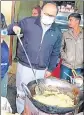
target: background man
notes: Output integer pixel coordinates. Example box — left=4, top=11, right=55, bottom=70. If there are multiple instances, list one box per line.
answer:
left=60, top=13, right=83, bottom=82
left=32, top=5, right=41, bottom=16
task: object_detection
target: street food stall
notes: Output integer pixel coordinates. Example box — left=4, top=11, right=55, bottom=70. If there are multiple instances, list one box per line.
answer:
left=1, top=1, right=83, bottom=115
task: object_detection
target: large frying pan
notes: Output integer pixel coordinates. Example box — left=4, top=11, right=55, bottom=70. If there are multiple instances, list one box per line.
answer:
left=23, top=77, right=83, bottom=114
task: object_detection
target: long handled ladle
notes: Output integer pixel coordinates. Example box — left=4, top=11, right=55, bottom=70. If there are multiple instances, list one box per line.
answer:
left=17, top=34, right=43, bottom=95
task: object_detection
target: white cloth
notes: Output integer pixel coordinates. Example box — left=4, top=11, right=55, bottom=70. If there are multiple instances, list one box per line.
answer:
left=76, top=112, right=83, bottom=115
left=16, top=62, right=46, bottom=114
left=1, top=97, right=12, bottom=113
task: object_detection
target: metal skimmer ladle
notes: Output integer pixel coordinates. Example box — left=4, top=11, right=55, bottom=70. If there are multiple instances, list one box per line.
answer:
left=17, top=34, right=43, bottom=95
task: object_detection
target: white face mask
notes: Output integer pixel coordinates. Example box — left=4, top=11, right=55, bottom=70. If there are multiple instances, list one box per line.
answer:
left=41, top=12, right=55, bottom=25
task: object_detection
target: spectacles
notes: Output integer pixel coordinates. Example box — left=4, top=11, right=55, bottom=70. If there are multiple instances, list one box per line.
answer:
left=43, top=12, right=55, bottom=18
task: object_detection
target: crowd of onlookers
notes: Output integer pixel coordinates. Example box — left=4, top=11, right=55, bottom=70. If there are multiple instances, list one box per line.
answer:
left=58, top=4, right=75, bottom=13
left=32, top=3, right=78, bottom=15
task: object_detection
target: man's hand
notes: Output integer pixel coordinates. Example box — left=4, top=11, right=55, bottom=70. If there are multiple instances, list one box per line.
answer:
left=22, top=105, right=31, bottom=115
left=44, top=71, right=52, bottom=78
left=13, top=26, right=21, bottom=35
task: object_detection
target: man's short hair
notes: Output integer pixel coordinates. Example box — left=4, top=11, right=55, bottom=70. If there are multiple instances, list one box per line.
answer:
left=68, top=13, right=81, bottom=21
